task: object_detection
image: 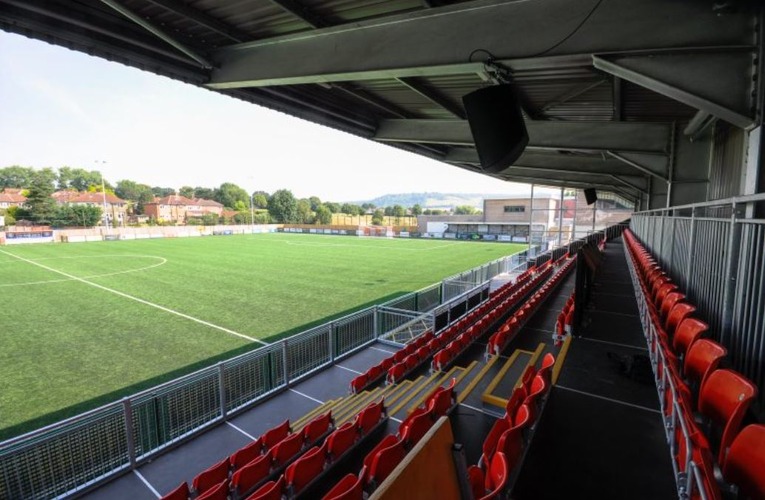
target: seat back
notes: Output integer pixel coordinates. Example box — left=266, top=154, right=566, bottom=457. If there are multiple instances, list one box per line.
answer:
left=326, top=422, right=357, bottom=460
left=504, top=386, right=527, bottom=421
left=230, top=437, right=264, bottom=471
left=160, top=482, right=189, bottom=500
left=684, top=339, right=726, bottom=389
left=721, top=424, right=765, bottom=500
left=321, top=471, right=364, bottom=500
left=363, top=434, right=399, bottom=471
left=387, top=363, right=406, bottom=384
left=496, top=427, right=523, bottom=470
left=660, top=292, right=685, bottom=320
left=481, top=417, right=509, bottom=465
left=271, top=432, right=304, bottom=467
left=247, top=476, right=284, bottom=500
left=672, top=318, right=708, bottom=358
left=399, top=408, right=433, bottom=446
left=195, top=480, right=228, bottom=500
left=262, top=420, right=291, bottom=450
left=303, top=411, right=333, bottom=444
left=665, top=302, right=697, bottom=336
left=285, top=442, right=327, bottom=495
left=654, top=282, right=679, bottom=308
left=426, top=378, right=456, bottom=417
left=356, top=400, right=385, bottom=435
left=699, top=369, right=758, bottom=462
left=368, top=438, right=406, bottom=488
left=519, top=365, right=536, bottom=393
left=511, top=404, right=533, bottom=432
left=233, top=452, right=272, bottom=496
left=481, top=452, right=509, bottom=500
left=192, top=458, right=229, bottom=495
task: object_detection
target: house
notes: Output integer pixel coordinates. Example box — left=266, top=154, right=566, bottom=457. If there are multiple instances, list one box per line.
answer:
left=0, top=190, right=26, bottom=209
left=143, top=195, right=224, bottom=224
left=66, top=192, right=128, bottom=227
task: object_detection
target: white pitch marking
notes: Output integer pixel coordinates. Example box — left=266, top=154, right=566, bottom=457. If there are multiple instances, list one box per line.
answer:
left=0, top=255, right=168, bottom=287
left=0, top=249, right=268, bottom=345
left=336, top=364, right=363, bottom=375
left=133, top=470, right=161, bottom=499
left=290, top=389, right=325, bottom=404
left=227, top=421, right=257, bottom=440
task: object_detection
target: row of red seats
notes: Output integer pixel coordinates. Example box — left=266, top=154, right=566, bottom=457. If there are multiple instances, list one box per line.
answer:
left=429, top=266, right=557, bottom=372
left=323, top=379, right=457, bottom=499
left=623, top=229, right=764, bottom=500
left=486, top=259, right=576, bottom=356
left=554, top=291, right=575, bottom=344
left=160, top=399, right=385, bottom=500
left=467, top=354, right=555, bottom=499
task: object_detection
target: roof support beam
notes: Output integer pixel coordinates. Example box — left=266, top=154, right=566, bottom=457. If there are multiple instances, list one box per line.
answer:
left=375, top=120, right=672, bottom=154
left=593, top=50, right=756, bottom=129
left=610, top=174, right=648, bottom=194
left=396, top=78, right=466, bottom=119
left=612, top=76, right=622, bottom=121
left=268, top=0, right=329, bottom=29
left=540, top=79, right=606, bottom=113
left=144, top=0, right=251, bottom=42
left=606, top=150, right=668, bottom=182
left=208, top=0, right=754, bottom=88
left=494, top=173, right=636, bottom=198
left=99, top=0, right=213, bottom=68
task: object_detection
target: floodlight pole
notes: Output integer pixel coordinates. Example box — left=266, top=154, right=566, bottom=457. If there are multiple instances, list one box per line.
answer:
left=95, top=160, right=110, bottom=233
left=250, top=192, right=255, bottom=234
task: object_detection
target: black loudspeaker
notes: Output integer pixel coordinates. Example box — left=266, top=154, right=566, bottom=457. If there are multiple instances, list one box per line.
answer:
left=462, top=84, right=528, bottom=173
left=584, top=188, right=598, bottom=205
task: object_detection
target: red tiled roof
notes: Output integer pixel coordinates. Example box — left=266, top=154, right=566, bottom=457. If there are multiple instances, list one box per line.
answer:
left=0, top=192, right=27, bottom=203
left=194, top=198, right=223, bottom=207
left=2, top=188, right=24, bottom=196
left=148, top=194, right=195, bottom=205
left=68, top=192, right=126, bottom=204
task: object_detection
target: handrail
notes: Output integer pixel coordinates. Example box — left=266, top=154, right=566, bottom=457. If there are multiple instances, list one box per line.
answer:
left=633, top=192, right=765, bottom=215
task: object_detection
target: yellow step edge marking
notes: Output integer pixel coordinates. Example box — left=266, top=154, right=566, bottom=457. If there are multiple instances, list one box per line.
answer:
left=334, top=388, right=382, bottom=425
left=407, top=366, right=462, bottom=415
left=292, top=398, right=337, bottom=431
left=457, top=356, right=499, bottom=404
left=552, top=335, right=573, bottom=384
left=452, top=361, right=479, bottom=390
left=388, top=371, right=443, bottom=416
left=514, top=343, right=546, bottom=389
left=481, top=349, right=534, bottom=401
left=483, top=394, right=508, bottom=409
left=327, top=391, right=366, bottom=419
left=383, top=380, right=415, bottom=409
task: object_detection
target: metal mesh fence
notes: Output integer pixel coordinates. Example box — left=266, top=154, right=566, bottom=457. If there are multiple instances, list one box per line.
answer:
left=334, top=309, right=375, bottom=356
left=0, top=406, right=128, bottom=500
left=286, top=324, right=332, bottom=381
left=416, top=284, right=441, bottom=312
left=224, top=345, right=284, bottom=413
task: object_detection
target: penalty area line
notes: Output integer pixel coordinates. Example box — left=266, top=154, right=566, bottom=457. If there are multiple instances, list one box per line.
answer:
left=0, top=249, right=268, bottom=346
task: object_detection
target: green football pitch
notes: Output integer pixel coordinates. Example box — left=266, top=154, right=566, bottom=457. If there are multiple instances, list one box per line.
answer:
left=0, top=233, right=524, bottom=439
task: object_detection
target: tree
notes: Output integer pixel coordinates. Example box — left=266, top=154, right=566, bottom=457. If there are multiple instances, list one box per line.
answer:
left=194, top=187, right=216, bottom=200
left=252, top=193, right=269, bottom=209
left=233, top=200, right=248, bottom=212
left=392, top=205, right=406, bottom=217
left=268, top=189, right=299, bottom=223
left=325, top=202, right=341, bottom=214
left=454, top=205, right=479, bottom=215
left=296, top=199, right=313, bottom=223
left=308, top=196, right=322, bottom=211
left=315, top=204, right=332, bottom=224
left=152, top=187, right=175, bottom=197
left=58, top=167, right=105, bottom=191
left=361, top=202, right=376, bottom=211
left=340, top=203, right=353, bottom=214
left=411, top=204, right=423, bottom=216
left=384, top=206, right=394, bottom=216
left=179, top=186, right=195, bottom=198
left=23, top=173, right=57, bottom=224
left=0, top=165, right=36, bottom=188
left=215, top=182, right=249, bottom=209
left=52, top=205, right=102, bottom=227
left=115, top=180, right=154, bottom=214
left=371, top=209, right=384, bottom=226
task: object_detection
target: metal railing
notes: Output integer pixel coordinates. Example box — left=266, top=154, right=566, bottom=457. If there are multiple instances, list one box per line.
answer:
left=0, top=246, right=528, bottom=499
left=630, top=193, right=765, bottom=414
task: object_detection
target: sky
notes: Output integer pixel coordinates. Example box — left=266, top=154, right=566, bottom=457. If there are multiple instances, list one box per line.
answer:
left=0, top=31, right=544, bottom=202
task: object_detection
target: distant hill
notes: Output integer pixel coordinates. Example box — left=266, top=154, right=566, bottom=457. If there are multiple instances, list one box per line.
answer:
left=355, top=192, right=499, bottom=209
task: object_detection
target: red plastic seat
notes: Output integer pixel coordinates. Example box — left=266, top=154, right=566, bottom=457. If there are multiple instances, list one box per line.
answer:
left=303, top=411, right=333, bottom=444
left=363, top=434, right=399, bottom=471
left=510, top=404, right=533, bottom=432
left=367, top=437, right=406, bottom=488
left=426, top=378, right=456, bottom=417
left=672, top=318, right=708, bottom=358
left=665, top=302, right=697, bottom=337
left=480, top=417, right=509, bottom=466
left=379, top=357, right=394, bottom=372
left=326, top=422, right=357, bottom=460
left=246, top=476, right=284, bottom=500
left=523, top=374, right=549, bottom=409
left=160, top=482, right=189, bottom=500
left=654, top=282, right=679, bottom=308
left=496, top=427, right=523, bottom=471
left=537, top=353, right=556, bottom=385
left=399, top=408, right=433, bottom=446
left=468, top=452, right=509, bottom=500
left=285, top=442, right=327, bottom=495
left=432, top=349, right=451, bottom=372
left=387, top=363, right=405, bottom=384
left=684, top=339, right=726, bottom=390
left=367, top=364, right=382, bottom=382
left=698, top=369, right=758, bottom=463
left=504, top=386, right=527, bottom=421
left=519, top=365, right=536, bottom=393
left=660, top=292, right=685, bottom=320
left=271, top=432, right=304, bottom=467
left=392, top=350, right=406, bottom=364
left=192, top=458, right=229, bottom=495
left=349, top=374, right=366, bottom=394
left=196, top=480, right=228, bottom=500
left=356, top=400, right=385, bottom=434
left=230, top=437, right=264, bottom=471
left=721, top=424, right=765, bottom=500
left=231, top=451, right=272, bottom=498
left=262, top=420, right=291, bottom=450
left=322, top=471, right=364, bottom=500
